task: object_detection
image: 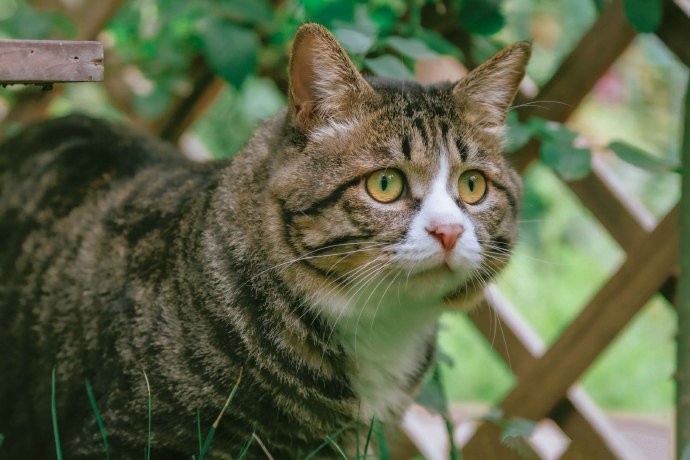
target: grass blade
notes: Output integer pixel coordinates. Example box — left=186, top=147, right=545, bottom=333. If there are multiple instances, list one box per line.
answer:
left=51, top=365, right=63, bottom=460
left=199, top=369, right=243, bottom=460
left=235, top=433, right=255, bottom=460
left=374, top=418, right=390, bottom=460
left=85, top=379, right=110, bottom=459
left=143, top=370, right=151, bottom=460
left=303, top=426, right=348, bottom=460
left=326, top=434, right=348, bottom=460
left=252, top=433, right=274, bottom=460
left=355, top=405, right=360, bottom=459
left=362, top=417, right=375, bottom=458
left=196, top=409, right=202, bottom=456
left=444, top=415, right=462, bottom=460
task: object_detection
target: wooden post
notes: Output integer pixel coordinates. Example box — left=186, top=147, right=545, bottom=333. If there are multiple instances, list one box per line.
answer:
left=676, top=72, right=690, bottom=459
left=0, top=40, right=103, bottom=85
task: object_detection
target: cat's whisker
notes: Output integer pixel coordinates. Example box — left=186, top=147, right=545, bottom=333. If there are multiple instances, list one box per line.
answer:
left=244, top=241, right=389, bottom=288
left=508, top=99, right=571, bottom=112
left=321, top=255, right=391, bottom=340
left=369, top=263, right=405, bottom=330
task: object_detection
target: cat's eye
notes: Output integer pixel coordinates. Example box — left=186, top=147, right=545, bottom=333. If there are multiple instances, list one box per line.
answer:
left=366, top=169, right=405, bottom=203
left=458, top=170, right=487, bottom=204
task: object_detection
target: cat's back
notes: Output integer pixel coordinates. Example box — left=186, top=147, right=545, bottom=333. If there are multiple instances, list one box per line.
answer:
left=0, top=114, right=189, bottom=220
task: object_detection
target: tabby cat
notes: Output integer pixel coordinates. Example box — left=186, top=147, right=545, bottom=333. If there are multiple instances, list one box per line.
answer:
left=0, top=24, right=529, bottom=459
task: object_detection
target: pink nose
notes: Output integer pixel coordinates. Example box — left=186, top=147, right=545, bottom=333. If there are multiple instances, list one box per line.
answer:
left=427, top=223, right=464, bottom=251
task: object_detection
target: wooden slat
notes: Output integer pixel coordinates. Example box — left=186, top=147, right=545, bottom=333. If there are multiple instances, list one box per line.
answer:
left=468, top=288, right=637, bottom=459
left=0, top=40, right=103, bottom=84
left=0, top=0, right=124, bottom=134
left=517, top=0, right=636, bottom=125
left=462, top=208, right=678, bottom=458
left=153, top=57, right=225, bottom=142
left=568, top=159, right=656, bottom=249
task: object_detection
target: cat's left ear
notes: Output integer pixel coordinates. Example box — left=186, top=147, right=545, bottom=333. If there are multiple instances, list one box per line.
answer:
left=452, top=42, right=531, bottom=125
left=288, top=23, right=375, bottom=132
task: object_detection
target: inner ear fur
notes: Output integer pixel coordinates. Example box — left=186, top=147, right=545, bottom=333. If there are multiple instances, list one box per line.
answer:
left=288, top=23, right=374, bottom=131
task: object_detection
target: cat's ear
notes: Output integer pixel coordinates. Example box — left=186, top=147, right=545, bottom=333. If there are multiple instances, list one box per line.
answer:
left=288, top=23, right=374, bottom=132
left=452, top=42, right=531, bottom=125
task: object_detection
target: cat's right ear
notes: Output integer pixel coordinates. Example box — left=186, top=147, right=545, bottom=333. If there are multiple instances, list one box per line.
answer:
left=288, top=23, right=374, bottom=133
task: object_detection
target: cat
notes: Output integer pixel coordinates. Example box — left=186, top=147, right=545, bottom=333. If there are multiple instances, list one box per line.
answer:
left=0, top=23, right=529, bottom=459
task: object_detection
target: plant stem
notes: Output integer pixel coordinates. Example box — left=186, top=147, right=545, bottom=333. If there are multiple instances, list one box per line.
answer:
left=676, top=75, right=690, bottom=459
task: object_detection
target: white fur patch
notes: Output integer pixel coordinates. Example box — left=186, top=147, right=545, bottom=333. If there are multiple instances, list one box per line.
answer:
left=314, top=145, right=485, bottom=421
left=309, top=119, right=359, bottom=142
left=397, top=150, right=482, bottom=276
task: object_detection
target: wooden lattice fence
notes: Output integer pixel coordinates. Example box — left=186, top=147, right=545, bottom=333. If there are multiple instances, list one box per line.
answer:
left=1, top=0, right=688, bottom=458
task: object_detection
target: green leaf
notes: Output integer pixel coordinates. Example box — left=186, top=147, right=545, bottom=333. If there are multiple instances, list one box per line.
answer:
left=609, top=141, right=680, bottom=172
left=681, top=442, right=690, bottom=460
left=500, top=418, right=536, bottom=441
left=199, top=19, right=259, bottom=87
left=481, top=407, right=505, bottom=424
left=458, top=0, right=505, bottom=36
left=216, top=0, right=273, bottom=25
left=623, top=0, right=662, bottom=33
left=414, top=29, right=464, bottom=59
left=416, top=375, right=448, bottom=415
left=541, top=140, right=592, bottom=181
left=500, top=418, right=537, bottom=457
left=506, top=112, right=535, bottom=153
left=364, top=55, right=414, bottom=79
left=386, top=36, right=438, bottom=60
left=334, top=28, right=375, bottom=54
left=0, top=433, right=3, bottom=447
left=303, top=0, right=355, bottom=27
left=333, top=4, right=379, bottom=37
left=416, top=365, right=450, bottom=415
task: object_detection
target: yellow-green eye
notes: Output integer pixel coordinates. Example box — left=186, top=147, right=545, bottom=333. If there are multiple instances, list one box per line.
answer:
left=458, top=170, right=487, bottom=204
left=366, top=169, right=405, bottom=203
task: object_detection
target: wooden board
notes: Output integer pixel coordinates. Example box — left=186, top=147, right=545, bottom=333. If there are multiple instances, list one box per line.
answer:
left=463, top=209, right=679, bottom=458
left=0, top=40, right=103, bottom=85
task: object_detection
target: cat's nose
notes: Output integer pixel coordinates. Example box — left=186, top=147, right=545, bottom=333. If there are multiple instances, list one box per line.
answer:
left=427, top=223, right=464, bottom=251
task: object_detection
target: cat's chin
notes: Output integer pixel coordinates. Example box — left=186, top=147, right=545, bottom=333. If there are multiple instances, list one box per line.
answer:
left=400, top=263, right=477, bottom=302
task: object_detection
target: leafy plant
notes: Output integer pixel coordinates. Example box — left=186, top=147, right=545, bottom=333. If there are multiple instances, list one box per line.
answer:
left=482, top=408, right=537, bottom=459
left=622, top=0, right=662, bottom=33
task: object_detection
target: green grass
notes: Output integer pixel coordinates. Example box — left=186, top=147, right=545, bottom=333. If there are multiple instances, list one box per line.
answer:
left=51, top=365, right=63, bottom=460
left=85, top=379, right=110, bottom=459
left=143, top=370, right=151, bottom=460
left=199, top=369, right=243, bottom=460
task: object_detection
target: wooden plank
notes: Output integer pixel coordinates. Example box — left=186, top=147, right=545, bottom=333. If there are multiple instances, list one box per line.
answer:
left=518, top=0, right=636, bottom=124
left=153, top=56, right=224, bottom=142
left=1, top=0, right=122, bottom=134
left=468, top=288, right=637, bottom=459
left=568, top=158, right=656, bottom=249
left=0, top=40, right=103, bottom=84
left=462, top=208, right=678, bottom=458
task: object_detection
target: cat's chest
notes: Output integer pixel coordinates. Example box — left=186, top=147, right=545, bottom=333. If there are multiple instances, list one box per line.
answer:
left=331, top=295, right=442, bottom=421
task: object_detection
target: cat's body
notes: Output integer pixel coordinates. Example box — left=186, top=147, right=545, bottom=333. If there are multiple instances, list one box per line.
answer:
left=0, top=24, right=528, bottom=459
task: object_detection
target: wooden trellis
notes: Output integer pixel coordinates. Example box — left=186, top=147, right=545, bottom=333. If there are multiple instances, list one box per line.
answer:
left=0, top=0, right=688, bottom=458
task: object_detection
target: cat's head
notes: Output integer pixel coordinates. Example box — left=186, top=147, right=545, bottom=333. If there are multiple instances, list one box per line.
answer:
left=269, top=23, right=529, bottom=317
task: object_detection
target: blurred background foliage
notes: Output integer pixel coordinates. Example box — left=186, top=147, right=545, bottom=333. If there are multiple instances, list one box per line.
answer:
left=0, top=0, right=687, bottom=418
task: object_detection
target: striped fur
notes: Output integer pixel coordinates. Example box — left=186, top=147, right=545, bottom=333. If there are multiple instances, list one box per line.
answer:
left=0, top=24, right=529, bottom=459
